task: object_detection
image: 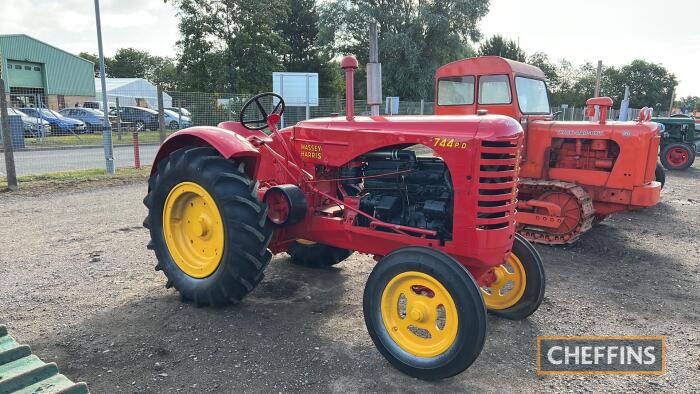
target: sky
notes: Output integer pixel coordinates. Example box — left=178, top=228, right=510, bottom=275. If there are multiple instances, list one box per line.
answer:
left=0, top=0, right=697, bottom=97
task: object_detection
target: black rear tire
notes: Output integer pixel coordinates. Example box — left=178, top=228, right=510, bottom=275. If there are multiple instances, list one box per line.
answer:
left=287, top=241, right=352, bottom=268
left=655, top=162, right=665, bottom=189
left=485, top=234, right=546, bottom=320
left=144, top=146, right=272, bottom=306
left=363, top=247, right=486, bottom=380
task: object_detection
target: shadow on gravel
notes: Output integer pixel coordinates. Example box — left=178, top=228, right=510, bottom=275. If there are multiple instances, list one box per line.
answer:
left=28, top=253, right=547, bottom=393
left=663, top=166, right=700, bottom=181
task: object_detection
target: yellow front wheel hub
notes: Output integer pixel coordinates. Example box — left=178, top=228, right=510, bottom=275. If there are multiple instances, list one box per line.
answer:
left=163, top=182, right=224, bottom=278
left=381, top=271, right=459, bottom=358
left=481, top=253, right=527, bottom=310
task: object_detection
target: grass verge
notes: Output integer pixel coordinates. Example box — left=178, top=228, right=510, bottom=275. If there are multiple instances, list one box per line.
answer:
left=1, top=166, right=150, bottom=193
left=21, top=131, right=166, bottom=148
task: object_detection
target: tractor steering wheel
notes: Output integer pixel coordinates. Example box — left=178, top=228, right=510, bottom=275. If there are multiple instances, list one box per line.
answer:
left=239, top=92, right=285, bottom=130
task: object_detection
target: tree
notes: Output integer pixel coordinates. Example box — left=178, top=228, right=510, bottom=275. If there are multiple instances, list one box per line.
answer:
left=610, top=60, right=677, bottom=109
left=174, top=1, right=216, bottom=92
left=79, top=52, right=100, bottom=76
left=277, top=0, right=339, bottom=96
left=318, top=0, right=488, bottom=100
left=106, top=48, right=153, bottom=78
left=478, top=34, right=525, bottom=62
left=527, top=52, right=558, bottom=91
left=170, top=0, right=288, bottom=94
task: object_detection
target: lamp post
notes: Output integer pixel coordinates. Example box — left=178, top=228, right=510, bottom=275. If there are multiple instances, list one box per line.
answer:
left=94, top=0, right=114, bottom=174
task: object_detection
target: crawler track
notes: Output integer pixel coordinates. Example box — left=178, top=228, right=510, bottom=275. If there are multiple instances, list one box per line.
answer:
left=0, top=326, right=88, bottom=394
left=516, top=179, right=595, bottom=245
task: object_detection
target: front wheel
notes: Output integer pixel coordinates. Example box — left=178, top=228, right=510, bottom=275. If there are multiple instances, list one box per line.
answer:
left=143, top=146, right=272, bottom=306
left=363, top=247, right=486, bottom=380
left=480, top=234, right=545, bottom=320
left=655, top=163, right=666, bottom=189
left=660, top=143, right=695, bottom=170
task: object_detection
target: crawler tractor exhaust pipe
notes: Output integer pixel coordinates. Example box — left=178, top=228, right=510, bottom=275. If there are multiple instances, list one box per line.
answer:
left=341, top=55, right=359, bottom=120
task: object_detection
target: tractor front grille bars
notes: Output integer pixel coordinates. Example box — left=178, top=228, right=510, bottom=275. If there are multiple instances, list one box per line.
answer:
left=476, top=138, right=521, bottom=230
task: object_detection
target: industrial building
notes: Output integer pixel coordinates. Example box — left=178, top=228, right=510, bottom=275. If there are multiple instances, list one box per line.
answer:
left=0, top=34, right=95, bottom=110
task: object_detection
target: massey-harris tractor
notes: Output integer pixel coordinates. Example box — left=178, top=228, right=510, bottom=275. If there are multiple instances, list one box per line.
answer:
left=144, top=56, right=546, bottom=380
left=435, top=56, right=662, bottom=244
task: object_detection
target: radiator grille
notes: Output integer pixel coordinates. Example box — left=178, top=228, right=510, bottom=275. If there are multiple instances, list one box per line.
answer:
left=476, top=137, right=521, bottom=230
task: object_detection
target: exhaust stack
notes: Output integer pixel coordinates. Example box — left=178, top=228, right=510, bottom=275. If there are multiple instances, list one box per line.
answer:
left=340, top=55, right=359, bottom=120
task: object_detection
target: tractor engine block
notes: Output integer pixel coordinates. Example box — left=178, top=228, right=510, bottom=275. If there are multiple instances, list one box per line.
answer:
left=345, top=149, right=453, bottom=240
left=549, top=138, right=620, bottom=171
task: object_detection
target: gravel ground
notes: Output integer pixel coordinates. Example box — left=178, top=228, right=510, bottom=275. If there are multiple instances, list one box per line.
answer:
left=1, top=165, right=698, bottom=393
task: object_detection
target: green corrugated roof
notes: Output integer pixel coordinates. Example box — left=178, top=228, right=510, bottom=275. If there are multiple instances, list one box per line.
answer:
left=0, top=34, right=95, bottom=96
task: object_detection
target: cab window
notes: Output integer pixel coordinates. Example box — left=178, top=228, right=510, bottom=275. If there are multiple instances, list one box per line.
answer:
left=437, top=76, right=475, bottom=106
left=478, top=75, right=511, bottom=105
left=515, top=77, right=550, bottom=114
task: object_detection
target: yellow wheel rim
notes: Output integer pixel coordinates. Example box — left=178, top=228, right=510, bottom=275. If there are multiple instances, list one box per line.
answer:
left=296, top=239, right=316, bottom=246
left=380, top=271, right=459, bottom=358
left=163, top=182, right=224, bottom=278
left=481, top=253, right=526, bottom=310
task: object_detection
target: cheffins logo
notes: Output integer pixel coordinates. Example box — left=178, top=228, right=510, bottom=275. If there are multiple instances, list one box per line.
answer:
left=537, top=336, right=666, bottom=375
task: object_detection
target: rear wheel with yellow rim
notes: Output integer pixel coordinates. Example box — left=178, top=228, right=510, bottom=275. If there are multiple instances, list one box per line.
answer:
left=480, top=234, right=545, bottom=320
left=363, top=247, right=486, bottom=380
left=144, top=146, right=272, bottom=306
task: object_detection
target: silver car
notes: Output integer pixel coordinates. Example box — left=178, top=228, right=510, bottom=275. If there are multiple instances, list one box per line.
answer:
left=2, top=108, right=51, bottom=137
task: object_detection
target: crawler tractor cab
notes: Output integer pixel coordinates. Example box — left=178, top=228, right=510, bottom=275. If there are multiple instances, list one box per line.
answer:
left=144, top=56, right=546, bottom=380
left=435, top=56, right=662, bottom=244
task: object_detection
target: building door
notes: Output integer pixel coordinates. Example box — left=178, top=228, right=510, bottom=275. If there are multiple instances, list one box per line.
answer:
left=9, top=87, right=46, bottom=108
left=7, top=60, right=46, bottom=107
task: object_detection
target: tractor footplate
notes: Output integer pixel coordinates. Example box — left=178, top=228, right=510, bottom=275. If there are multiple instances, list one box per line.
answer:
left=516, top=179, right=595, bottom=245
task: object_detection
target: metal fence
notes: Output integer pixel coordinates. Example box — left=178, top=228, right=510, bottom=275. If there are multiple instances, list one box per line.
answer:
left=2, top=82, right=657, bottom=183
left=0, top=84, right=437, bottom=180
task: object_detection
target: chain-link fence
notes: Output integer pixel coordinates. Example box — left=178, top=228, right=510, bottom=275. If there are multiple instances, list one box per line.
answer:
left=552, top=105, right=654, bottom=121
left=3, top=80, right=660, bottom=182
left=0, top=82, right=440, bottom=179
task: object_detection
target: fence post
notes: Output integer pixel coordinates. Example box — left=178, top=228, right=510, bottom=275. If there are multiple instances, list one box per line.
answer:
left=420, top=99, right=425, bottom=115
left=132, top=128, right=141, bottom=169
left=115, top=97, right=122, bottom=141
left=0, top=79, right=18, bottom=190
left=157, top=85, right=166, bottom=143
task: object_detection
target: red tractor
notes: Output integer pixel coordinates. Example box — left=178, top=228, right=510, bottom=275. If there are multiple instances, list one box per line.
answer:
left=435, top=57, right=663, bottom=244
left=144, top=56, right=546, bottom=380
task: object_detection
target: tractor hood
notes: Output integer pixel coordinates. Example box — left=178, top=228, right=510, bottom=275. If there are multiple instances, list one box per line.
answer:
left=533, top=119, right=660, bottom=140
left=295, top=114, right=522, bottom=141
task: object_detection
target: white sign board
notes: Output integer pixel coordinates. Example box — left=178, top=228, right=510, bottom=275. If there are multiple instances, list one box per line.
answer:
left=272, top=72, right=319, bottom=107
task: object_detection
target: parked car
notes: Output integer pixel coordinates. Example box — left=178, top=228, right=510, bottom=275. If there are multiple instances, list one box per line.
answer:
left=165, top=107, right=191, bottom=117
left=109, top=106, right=160, bottom=131
left=59, top=108, right=115, bottom=132
left=82, top=101, right=116, bottom=112
left=163, top=109, right=193, bottom=129
left=1, top=108, right=51, bottom=137
left=18, top=108, right=86, bottom=135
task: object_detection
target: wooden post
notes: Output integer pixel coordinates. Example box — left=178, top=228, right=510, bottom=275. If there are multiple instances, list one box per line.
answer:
left=0, top=79, right=18, bottom=190
left=594, top=60, right=602, bottom=97
left=668, top=88, right=675, bottom=115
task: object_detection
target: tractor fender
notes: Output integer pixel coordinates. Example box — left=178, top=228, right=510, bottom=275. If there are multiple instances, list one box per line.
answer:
left=150, top=126, right=261, bottom=178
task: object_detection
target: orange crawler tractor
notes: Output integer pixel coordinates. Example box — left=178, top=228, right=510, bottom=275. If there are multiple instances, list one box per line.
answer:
left=435, top=57, right=662, bottom=244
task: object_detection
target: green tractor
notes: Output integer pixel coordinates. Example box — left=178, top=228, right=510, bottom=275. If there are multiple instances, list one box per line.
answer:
left=652, top=114, right=700, bottom=170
